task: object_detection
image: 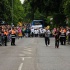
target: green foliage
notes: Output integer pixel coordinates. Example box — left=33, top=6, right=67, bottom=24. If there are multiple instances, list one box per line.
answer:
left=22, top=0, right=65, bottom=27
left=0, top=0, right=70, bottom=27
left=22, top=0, right=32, bottom=23
left=53, top=13, right=66, bottom=27
left=0, top=0, right=24, bottom=25
left=63, top=0, right=70, bottom=26
left=0, top=0, right=11, bottom=23
left=63, top=0, right=70, bottom=16
left=13, top=0, right=24, bottom=25
left=34, top=9, right=46, bottom=20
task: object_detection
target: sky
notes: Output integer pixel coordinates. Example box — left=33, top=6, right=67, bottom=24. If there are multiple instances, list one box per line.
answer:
left=20, top=0, right=24, bottom=4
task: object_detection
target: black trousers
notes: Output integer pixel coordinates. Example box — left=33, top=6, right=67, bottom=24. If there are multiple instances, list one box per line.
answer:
left=45, top=37, right=50, bottom=46
left=55, top=39, right=59, bottom=48
left=35, top=34, right=38, bottom=37
left=31, top=32, right=34, bottom=37
left=60, top=37, right=66, bottom=45
left=11, top=38, right=15, bottom=45
left=4, top=36, right=7, bottom=46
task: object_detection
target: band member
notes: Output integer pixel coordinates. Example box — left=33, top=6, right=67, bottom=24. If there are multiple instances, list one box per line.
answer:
left=34, top=29, right=38, bottom=37
left=11, top=27, right=16, bottom=46
left=31, top=27, right=34, bottom=37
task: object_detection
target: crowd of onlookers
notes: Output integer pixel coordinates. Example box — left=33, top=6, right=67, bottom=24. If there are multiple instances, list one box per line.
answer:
left=0, top=24, right=70, bottom=46
left=44, top=26, right=70, bottom=48
left=52, top=26, right=70, bottom=45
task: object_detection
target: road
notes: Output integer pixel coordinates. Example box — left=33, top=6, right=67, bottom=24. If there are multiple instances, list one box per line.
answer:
left=0, top=37, right=70, bottom=70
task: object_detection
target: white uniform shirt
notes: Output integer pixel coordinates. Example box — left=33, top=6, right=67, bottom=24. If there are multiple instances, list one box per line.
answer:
left=34, top=30, right=38, bottom=34
left=31, top=28, right=34, bottom=33
left=66, top=30, right=70, bottom=36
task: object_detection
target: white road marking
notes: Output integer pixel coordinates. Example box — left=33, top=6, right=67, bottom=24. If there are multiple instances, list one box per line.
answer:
left=23, top=51, right=32, bottom=54
left=25, top=57, right=32, bottom=58
left=18, top=63, right=23, bottom=70
left=23, top=48, right=32, bottom=50
left=27, top=49, right=32, bottom=52
left=24, top=49, right=32, bottom=52
left=19, top=54, right=25, bottom=57
left=22, top=57, right=24, bottom=61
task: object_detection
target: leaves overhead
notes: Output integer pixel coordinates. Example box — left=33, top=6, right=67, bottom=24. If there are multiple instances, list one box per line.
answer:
left=0, top=0, right=24, bottom=25
left=0, top=0, right=70, bottom=26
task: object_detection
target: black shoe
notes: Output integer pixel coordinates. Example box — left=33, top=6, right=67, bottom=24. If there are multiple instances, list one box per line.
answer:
left=12, top=44, right=16, bottom=46
left=46, top=45, right=48, bottom=46
left=11, top=44, right=13, bottom=46
left=5, top=45, right=7, bottom=46
left=14, top=44, right=16, bottom=46
left=0, top=44, right=2, bottom=46
left=57, top=46, right=59, bottom=48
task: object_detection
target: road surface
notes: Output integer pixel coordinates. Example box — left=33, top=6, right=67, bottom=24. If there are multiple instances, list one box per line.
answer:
left=0, top=37, right=70, bottom=70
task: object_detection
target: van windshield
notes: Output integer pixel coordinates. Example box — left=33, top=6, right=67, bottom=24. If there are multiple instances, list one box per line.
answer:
left=33, top=21, right=43, bottom=25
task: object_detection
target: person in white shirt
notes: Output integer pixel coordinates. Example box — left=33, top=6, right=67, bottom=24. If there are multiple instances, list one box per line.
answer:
left=66, top=28, right=70, bottom=44
left=31, top=28, right=34, bottom=37
left=39, top=28, right=43, bottom=37
left=34, top=29, right=38, bottom=37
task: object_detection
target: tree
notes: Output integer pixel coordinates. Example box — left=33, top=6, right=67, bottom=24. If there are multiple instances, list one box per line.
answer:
left=63, top=0, right=70, bottom=26
left=0, top=0, right=11, bottom=24
left=0, top=0, right=24, bottom=25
